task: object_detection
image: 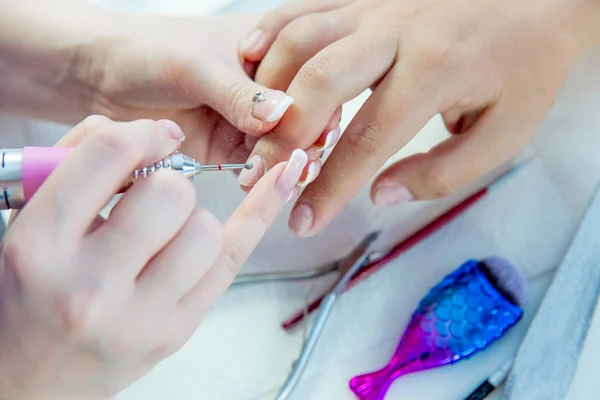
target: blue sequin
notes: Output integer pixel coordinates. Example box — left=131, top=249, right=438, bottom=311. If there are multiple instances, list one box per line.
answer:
left=435, top=321, right=449, bottom=336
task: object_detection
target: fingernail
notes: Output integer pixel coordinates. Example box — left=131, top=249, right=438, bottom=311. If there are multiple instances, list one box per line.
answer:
left=285, top=186, right=302, bottom=204
left=298, top=160, right=321, bottom=187
left=373, top=182, right=414, bottom=206
left=157, top=119, right=185, bottom=141
left=314, top=126, right=341, bottom=152
left=289, top=202, right=314, bottom=237
left=275, top=149, right=308, bottom=198
left=238, top=154, right=264, bottom=187
left=241, top=29, right=263, bottom=54
left=250, top=91, right=294, bottom=122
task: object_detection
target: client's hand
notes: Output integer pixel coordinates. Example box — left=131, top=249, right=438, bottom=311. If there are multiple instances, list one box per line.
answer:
left=238, top=0, right=600, bottom=236
left=0, top=116, right=306, bottom=400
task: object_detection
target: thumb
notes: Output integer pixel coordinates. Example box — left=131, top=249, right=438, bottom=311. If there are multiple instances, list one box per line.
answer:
left=205, top=68, right=294, bottom=137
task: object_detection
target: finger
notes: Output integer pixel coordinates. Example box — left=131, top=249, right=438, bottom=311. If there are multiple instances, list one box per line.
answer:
left=87, top=169, right=196, bottom=280
left=239, top=32, right=396, bottom=188
left=205, top=117, right=251, bottom=164
left=200, top=65, right=294, bottom=137
left=371, top=103, right=529, bottom=204
left=179, top=149, right=308, bottom=316
left=306, top=107, right=343, bottom=160
left=137, top=209, right=223, bottom=304
left=239, top=0, right=357, bottom=62
left=288, top=65, right=441, bottom=236
left=239, top=110, right=341, bottom=188
left=254, top=9, right=358, bottom=91
left=22, top=116, right=184, bottom=239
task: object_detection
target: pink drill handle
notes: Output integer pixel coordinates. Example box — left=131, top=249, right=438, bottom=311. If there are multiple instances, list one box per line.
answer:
left=22, top=146, right=73, bottom=201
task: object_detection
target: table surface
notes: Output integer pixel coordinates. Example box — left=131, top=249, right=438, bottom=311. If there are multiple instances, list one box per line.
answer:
left=2, top=1, right=600, bottom=399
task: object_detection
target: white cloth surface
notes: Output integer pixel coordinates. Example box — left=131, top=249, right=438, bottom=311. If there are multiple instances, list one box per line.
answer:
left=1, top=0, right=600, bottom=399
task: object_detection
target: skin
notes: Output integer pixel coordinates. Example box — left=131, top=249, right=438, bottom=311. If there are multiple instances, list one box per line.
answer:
left=0, top=116, right=307, bottom=400
left=0, top=0, right=296, bottom=165
left=0, top=1, right=311, bottom=398
left=238, top=0, right=600, bottom=237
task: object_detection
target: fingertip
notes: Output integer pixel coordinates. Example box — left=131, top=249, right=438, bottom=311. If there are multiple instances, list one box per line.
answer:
left=371, top=181, right=414, bottom=207
left=288, top=201, right=315, bottom=237
left=238, top=154, right=265, bottom=187
left=156, top=119, right=186, bottom=141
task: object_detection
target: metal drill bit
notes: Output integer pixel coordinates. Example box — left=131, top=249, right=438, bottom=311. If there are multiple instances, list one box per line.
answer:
left=195, top=162, right=253, bottom=173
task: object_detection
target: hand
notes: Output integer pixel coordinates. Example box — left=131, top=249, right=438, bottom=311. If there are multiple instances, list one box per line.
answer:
left=237, top=0, right=600, bottom=236
left=0, top=0, right=296, bottom=165
left=0, top=116, right=307, bottom=400
left=78, top=12, right=298, bottom=165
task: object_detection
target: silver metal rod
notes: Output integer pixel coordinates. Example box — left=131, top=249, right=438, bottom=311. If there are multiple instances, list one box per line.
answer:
left=197, top=162, right=252, bottom=172
left=274, top=231, right=381, bottom=400
left=231, top=262, right=339, bottom=286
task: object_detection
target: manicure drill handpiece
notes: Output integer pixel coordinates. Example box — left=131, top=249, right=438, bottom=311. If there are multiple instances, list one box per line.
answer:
left=0, top=147, right=251, bottom=210
left=130, top=152, right=251, bottom=181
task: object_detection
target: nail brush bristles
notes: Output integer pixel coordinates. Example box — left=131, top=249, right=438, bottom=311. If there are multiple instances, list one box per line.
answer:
left=479, top=257, right=528, bottom=307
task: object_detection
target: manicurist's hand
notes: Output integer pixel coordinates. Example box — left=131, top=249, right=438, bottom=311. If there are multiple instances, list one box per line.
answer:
left=0, top=116, right=307, bottom=400
left=238, top=0, right=600, bottom=237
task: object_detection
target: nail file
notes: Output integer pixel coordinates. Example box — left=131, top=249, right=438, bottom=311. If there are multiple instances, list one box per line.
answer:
left=504, top=185, right=600, bottom=399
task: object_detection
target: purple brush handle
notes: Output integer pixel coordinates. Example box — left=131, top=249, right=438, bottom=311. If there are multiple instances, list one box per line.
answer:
left=349, top=260, right=523, bottom=400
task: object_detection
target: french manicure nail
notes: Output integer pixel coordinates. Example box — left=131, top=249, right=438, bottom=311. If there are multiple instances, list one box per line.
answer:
left=373, top=182, right=414, bottom=206
left=238, top=154, right=264, bottom=187
left=157, top=119, right=185, bottom=141
left=314, top=126, right=341, bottom=152
left=250, top=90, right=294, bottom=122
left=240, top=29, right=264, bottom=54
left=289, top=202, right=314, bottom=237
left=275, top=149, right=308, bottom=198
left=298, top=160, right=321, bottom=187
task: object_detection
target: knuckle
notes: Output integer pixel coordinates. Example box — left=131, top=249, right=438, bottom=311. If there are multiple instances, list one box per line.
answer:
left=93, top=123, right=139, bottom=160
left=1, top=237, right=45, bottom=283
left=298, top=56, right=337, bottom=92
left=276, top=22, right=306, bottom=55
left=259, top=8, right=290, bottom=32
left=146, top=171, right=197, bottom=210
left=54, top=285, right=107, bottom=339
left=422, top=161, right=456, bottom=198
left=131, top=118, right=166, bottom=140
left=287, top=15, right=331, bottom=48
left=258, top=4, right=291, bottom=36
left=418, top=40, right=456, bottom=72
left=80, top=115, right=112, bottom=132
left=345, top=121, right=381, bottom=157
